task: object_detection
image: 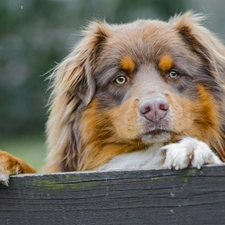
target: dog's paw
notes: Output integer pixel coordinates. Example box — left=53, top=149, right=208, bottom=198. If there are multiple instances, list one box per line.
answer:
left=0, top=151, right=17, bottom=186
left=161, top=137, right=222, bottom=170
left=0, top=150, right=36, bottom=186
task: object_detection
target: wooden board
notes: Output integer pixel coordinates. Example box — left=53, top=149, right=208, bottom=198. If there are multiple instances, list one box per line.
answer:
left=0, top=166, right=225, bottom=225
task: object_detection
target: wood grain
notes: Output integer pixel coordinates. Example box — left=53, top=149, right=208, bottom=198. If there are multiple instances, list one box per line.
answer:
left=0, top=166, right=225, bottom=225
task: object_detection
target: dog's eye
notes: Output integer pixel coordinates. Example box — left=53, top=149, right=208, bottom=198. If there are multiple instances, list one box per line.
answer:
left=115, top=76, right=127, bottom=84
left=169, top=70, right=179, bottom=79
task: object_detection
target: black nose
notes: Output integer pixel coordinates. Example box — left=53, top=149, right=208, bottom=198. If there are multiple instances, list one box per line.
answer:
left=139, top=98, right=169, bottom=122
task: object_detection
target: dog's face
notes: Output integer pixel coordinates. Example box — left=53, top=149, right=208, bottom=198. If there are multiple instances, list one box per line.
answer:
left=84, top=17, right=224, bottom=147
left=92, top=20, right=218, bottom=145
left=46, top=12, right=225, bottom=172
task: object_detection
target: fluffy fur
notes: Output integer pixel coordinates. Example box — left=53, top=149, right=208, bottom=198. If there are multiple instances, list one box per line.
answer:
left=1, top=12, right=225, bottom=185
left=45, top=11, right=225, bottom=172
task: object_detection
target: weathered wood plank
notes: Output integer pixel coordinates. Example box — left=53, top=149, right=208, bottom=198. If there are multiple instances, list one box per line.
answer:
left=0, top=166, right=225, bottom=225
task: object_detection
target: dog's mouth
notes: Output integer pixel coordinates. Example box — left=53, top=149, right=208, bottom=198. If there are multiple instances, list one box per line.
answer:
left=147, top=128, right=169, bottom=136
left=145, top=128, right=170, bottom=136
left=141, top=127, right=172, bottom=144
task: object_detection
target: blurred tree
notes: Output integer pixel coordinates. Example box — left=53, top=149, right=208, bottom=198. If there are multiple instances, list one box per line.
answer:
left=0, top=0, right=187, bottom=138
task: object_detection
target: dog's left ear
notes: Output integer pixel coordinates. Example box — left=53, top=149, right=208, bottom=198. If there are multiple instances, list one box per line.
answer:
left=45, top=21, right=111, bottom=172
left=50, top=21, right=111, bottom=105
left=170, top=11, right=225, bottom=83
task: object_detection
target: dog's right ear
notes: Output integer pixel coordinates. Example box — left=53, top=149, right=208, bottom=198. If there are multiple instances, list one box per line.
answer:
left=45, top=21, right=111, bottom=172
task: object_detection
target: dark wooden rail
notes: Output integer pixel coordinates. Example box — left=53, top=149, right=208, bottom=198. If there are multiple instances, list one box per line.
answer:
left=0, top=165, right=225, bottom=225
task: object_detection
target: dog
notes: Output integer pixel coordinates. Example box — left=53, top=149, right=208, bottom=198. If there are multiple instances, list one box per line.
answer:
left=1, top=11, right=225, bottom=185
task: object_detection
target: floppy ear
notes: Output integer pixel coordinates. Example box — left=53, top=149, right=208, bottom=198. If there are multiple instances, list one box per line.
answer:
left=45, top=21, right=111, bottom=172
left=170, top=12, right=225, bottom=161
left=170, top=11, right=225, bottom=84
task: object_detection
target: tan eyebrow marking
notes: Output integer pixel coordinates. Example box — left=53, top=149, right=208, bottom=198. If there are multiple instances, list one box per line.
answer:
left=158, top=55, right=173, bottom=71
left=120, top=56, right=136, bottom=72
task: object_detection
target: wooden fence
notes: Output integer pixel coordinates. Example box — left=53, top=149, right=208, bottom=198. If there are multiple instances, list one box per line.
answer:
left=0, top=165, right=225, bottom=225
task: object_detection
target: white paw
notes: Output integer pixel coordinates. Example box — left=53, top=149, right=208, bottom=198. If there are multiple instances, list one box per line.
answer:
left=0, top=172, right=9, bottom=186
left=161, top=137, right=222, bottom=170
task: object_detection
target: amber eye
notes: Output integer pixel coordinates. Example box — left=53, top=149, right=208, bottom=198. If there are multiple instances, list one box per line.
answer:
left=115, top=76, right=127, bottom=84
left=169, top=70, right=179, bottom=79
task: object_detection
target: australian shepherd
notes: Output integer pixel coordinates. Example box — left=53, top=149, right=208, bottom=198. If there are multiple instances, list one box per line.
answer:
left=1, top=12, right=225, bottom=185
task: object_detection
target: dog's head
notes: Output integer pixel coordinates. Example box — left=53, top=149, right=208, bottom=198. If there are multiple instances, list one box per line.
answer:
left=45, top=12, right=225, bottom=172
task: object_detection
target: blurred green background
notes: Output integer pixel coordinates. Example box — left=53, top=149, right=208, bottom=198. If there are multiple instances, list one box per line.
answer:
left=1, top=0, right=225, bottom=172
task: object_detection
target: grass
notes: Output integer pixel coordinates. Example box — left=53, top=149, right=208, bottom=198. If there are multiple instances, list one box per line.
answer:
left=1, top=135, right=46, bottom=172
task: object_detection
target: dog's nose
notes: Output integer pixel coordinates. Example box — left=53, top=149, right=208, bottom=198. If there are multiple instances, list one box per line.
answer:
left=139, top=98, right=169, bottom=122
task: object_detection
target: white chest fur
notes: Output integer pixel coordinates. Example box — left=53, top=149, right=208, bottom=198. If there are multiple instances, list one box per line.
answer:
left=98, top=143, right=165, bottom=171
left=98, top=137, right=222, bottom=171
